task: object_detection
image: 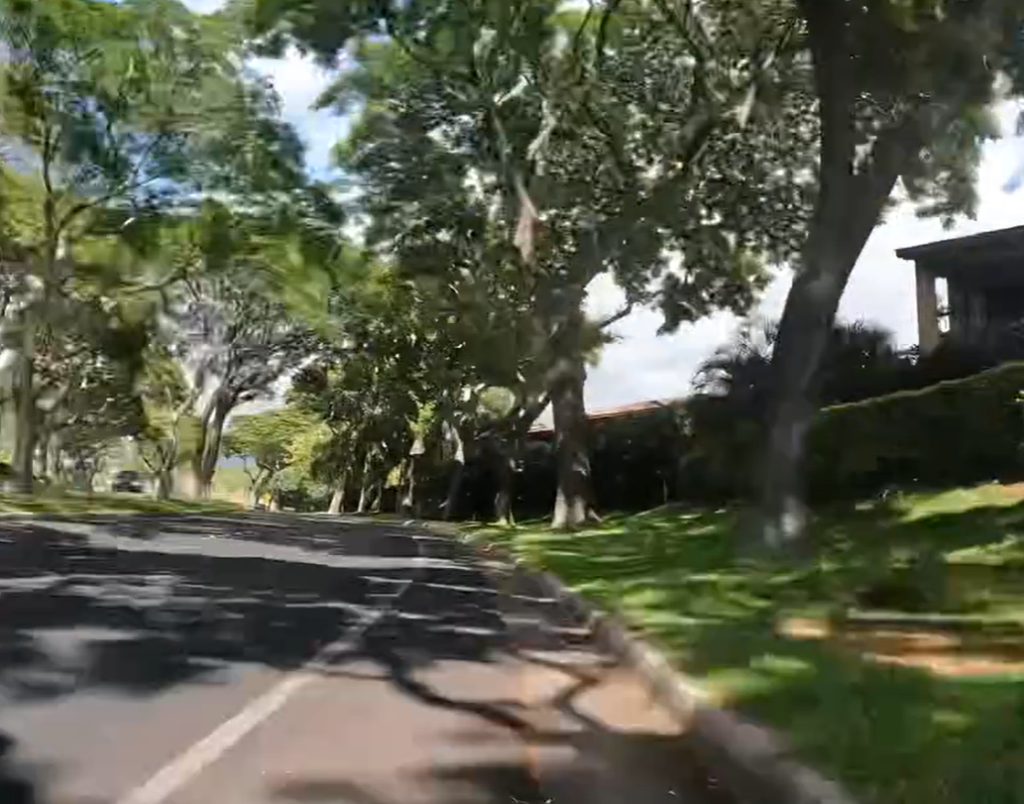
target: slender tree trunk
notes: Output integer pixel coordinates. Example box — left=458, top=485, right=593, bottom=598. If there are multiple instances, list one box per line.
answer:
left=12, top=354, right=35, bottom=494
left=155, top=469, right=173, bottom=501
left=356, top=452, right=372, bottom=514
left=400, top=456, right=417, bottom=516
left=443, top=461, right=464, bottom=520
left=36, top=427, right=49, bottom=480
left=47, top=435, right=61, bottom=485
left=442, top=427, right=465, bottom=521
left=493, top=449, right=516, bottom=526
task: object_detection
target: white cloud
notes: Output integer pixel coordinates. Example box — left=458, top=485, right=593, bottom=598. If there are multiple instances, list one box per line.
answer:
left=585, top=101, right=1024, bottom=411
left=180, top=1, right=347, bottom=177
left=249, top=50, right=351, bottom=178
left=181, top=0, right=224, bottom=13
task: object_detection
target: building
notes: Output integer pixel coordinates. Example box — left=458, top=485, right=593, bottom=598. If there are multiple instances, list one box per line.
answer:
left=528, top=398, right=686, bottom=437
left=897, top=225, right=1024, bottom=355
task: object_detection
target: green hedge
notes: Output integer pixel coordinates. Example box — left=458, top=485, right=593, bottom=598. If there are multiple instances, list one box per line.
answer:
left=807, top=361, right=1024, bottom=497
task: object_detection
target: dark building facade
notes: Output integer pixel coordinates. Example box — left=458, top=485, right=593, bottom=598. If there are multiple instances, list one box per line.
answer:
left=897, top=225, right=1024, bottom=355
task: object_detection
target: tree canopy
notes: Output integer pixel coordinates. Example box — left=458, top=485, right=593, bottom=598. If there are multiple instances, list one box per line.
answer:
left=1, top=0, right=1020, bottom=529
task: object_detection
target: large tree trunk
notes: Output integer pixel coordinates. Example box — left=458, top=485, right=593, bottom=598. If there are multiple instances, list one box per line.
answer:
left=758, top=259, right=848, bottom=547
left=550, top=361, right=591, bottom=529
left=548, top=286, right=595, bottom=530
left=195, top=392, right=232, bottom=499
left=328, top=473, right=348, bottom=514
left=759, top=174, right=901, bottom=546
left=759, top=0, right=918, bottom=547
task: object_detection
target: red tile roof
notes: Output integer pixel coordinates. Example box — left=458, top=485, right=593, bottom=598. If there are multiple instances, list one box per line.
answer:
left=528, top=398, right=686, bottom=435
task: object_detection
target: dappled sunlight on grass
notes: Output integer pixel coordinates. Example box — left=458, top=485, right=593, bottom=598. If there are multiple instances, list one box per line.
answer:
left=467, top=483, right=1024, bottom=803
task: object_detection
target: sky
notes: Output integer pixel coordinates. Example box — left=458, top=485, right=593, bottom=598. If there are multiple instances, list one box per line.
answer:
left=185, top=0, right=1024, bottom=415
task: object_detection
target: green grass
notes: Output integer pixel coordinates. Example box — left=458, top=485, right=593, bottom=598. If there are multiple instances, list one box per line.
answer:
left=0, top=490, right=243, bottom=516
left=467, top=484, right=1024, bottom=804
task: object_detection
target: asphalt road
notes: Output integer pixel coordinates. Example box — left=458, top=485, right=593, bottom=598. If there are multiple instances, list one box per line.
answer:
left=0, top=513, right=729, bottom=804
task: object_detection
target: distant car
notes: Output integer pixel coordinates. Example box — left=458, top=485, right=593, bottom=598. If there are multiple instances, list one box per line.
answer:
left=112, top=470, right=144, bottom=493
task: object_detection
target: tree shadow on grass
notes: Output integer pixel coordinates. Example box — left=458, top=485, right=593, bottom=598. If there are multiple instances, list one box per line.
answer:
left=672, top=612, right=1024, bottom=804
left=498, top=495, right=1024, bottom=803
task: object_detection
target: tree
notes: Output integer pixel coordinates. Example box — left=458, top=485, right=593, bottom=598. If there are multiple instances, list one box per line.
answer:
left=290, top=264, right=428, bottom=515
left=38, top=308, right=149, bottom=485
left=168, top=203, right=322, bottom=497
left=0, top=0, right=307, bottom=491
left=137, top=349, right=200, bottom=500
left=222, top=407, right=316, bottom=508
left=290, top=0, right=813, bottom=528
left=758, top=0, right=1024, bottom=545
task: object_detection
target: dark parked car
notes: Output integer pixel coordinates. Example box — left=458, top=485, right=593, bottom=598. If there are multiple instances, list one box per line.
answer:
left=112, top=470, right=144, bottom=493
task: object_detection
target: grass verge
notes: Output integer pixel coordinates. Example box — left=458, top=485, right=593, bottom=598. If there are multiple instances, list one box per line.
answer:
left=466, top=483, right=1024, bottom=804
left=0, top=490, right=243, bottom=516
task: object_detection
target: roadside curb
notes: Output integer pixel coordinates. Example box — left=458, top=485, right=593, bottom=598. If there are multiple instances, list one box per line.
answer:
left=428, top=522, right=858, bottom=804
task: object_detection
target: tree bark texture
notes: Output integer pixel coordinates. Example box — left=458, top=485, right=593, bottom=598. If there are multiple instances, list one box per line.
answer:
left=550, top=363, right=591, bottom=529
left=760, top=0, right=922, bottom=546
left=549, top=287, right=595, bottom=530
left=760, top=157, right=904, bottom=546
left=194, top=391, right=233, bottom=499
left=759, top=258, right=847, bottom=547
left=328, top=474, right=348, bottom=514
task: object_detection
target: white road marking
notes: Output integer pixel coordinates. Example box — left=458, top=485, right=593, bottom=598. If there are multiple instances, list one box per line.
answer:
left=114, top=536, right=430, bottom=804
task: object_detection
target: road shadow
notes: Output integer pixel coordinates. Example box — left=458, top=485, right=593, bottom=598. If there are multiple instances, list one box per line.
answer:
left=0, top=515, right=731, bottom=804
left=0, top=517, right=505, bottom=704
left=0, top=732, right=37, bottom=804
left=269, top=651, right=732, bottom=804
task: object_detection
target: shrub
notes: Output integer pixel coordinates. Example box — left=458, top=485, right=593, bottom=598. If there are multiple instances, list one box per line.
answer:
left=807, top=361, right=1024, bottom=498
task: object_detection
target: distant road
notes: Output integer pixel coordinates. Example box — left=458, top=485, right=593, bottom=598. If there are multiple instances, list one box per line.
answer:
left=0, top=513, right=727, bottom=804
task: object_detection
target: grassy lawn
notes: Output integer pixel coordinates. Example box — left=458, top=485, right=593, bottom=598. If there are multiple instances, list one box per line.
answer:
left=0, top=490, right=243, bottom=516
left=467, top=483, right=1024, bottom=804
